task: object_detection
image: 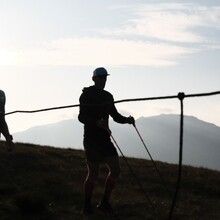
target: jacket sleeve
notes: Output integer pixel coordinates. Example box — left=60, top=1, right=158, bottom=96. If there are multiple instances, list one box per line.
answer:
left=109, top=97, right=128, bottom=124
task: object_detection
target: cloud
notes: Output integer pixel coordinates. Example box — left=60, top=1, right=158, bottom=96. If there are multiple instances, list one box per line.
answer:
left=4, top=3, right=220, bottom=67
left=12, top=37, right=196, bottom=67
left=102, top=3, right=220, bottom=44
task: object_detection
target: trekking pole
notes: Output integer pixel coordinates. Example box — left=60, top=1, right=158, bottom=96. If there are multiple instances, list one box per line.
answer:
left=132, top=123, right=172, bottom=198
left=107, top=129, right=156, bottom=212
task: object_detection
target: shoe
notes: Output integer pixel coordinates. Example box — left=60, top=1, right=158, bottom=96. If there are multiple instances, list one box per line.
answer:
left=97, top=201, right=118, bottom=217
left=81, top=204, right=94, bottom=216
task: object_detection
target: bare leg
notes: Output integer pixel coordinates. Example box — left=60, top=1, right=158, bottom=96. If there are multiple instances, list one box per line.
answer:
left=102, top=156, right=121, bottom=202
left=83, top=162, right=99, bottom=207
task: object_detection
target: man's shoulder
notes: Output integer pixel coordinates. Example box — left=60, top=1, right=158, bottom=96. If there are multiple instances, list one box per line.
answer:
left=81, top=86, right=94, bottom=95
left=79, top=86, right=95, bottom=103
left=103, top=89, right=113, bottom=98
left=80, top=86, right=113, bottom=100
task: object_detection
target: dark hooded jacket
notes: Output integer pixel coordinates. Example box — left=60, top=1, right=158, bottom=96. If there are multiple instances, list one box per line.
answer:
left=78, top=86, right=128, bottom=141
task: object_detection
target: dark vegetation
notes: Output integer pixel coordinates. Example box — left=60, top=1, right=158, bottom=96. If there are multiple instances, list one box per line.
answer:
left=0, top=141, right=220, bottom=220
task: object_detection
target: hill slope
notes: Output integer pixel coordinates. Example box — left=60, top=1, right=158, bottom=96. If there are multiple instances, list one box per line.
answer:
left=0, top=141, right=220, bottom=220
left=13, top=114, right=220, bottom=170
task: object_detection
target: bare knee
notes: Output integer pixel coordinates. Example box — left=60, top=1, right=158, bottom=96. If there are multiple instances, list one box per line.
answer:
left=106, top=157, right=121, bottom=179
left=85, top=163, right=99, bottom=183
left=110, top=166, right=121, bottom=179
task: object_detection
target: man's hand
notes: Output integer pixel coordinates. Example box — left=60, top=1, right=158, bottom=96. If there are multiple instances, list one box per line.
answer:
left=126, top=116, right=135, bottom=125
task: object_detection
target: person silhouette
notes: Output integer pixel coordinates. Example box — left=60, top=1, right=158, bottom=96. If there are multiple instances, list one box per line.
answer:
left=0, top=90, right=13, bottom=151
left=78, top=67, right=134, bottom=216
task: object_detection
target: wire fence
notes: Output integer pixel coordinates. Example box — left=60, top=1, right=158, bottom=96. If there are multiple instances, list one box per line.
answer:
left=4, top=90, right=220, bottom=219
left=5, top=91, right=220, bottom=116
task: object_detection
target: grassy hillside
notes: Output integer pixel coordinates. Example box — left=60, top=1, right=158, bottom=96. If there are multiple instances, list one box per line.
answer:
left=0, top=141, right=219, bottom=220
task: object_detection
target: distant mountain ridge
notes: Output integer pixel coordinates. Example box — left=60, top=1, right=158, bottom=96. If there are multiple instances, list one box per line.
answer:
left=13, top=114, right=220, bottom=171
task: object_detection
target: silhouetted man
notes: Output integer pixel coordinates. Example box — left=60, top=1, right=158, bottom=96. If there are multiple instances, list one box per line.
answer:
left=0, top=90, right=13, bottom=151
left=78, top=67, right=134, bottom=216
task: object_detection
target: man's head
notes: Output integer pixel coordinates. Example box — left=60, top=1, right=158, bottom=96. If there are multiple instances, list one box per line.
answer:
left=92, top=67, right=109, bottom=90
left=93, top=67, right=109, bottom=77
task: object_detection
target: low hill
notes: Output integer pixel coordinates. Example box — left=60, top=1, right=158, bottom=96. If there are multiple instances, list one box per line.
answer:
left=0, top=141, right=219, bottom=220
left=13, top=114, right=220, bottom=171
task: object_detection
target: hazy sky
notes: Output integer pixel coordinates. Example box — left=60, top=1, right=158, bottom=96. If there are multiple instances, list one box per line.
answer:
left=1, top=0, right=220, bottom=133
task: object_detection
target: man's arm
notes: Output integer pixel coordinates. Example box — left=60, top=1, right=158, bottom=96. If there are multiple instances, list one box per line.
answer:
left=0, top=115, right=13, bottom=151
left=110, top=104, right=135, bottom=125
